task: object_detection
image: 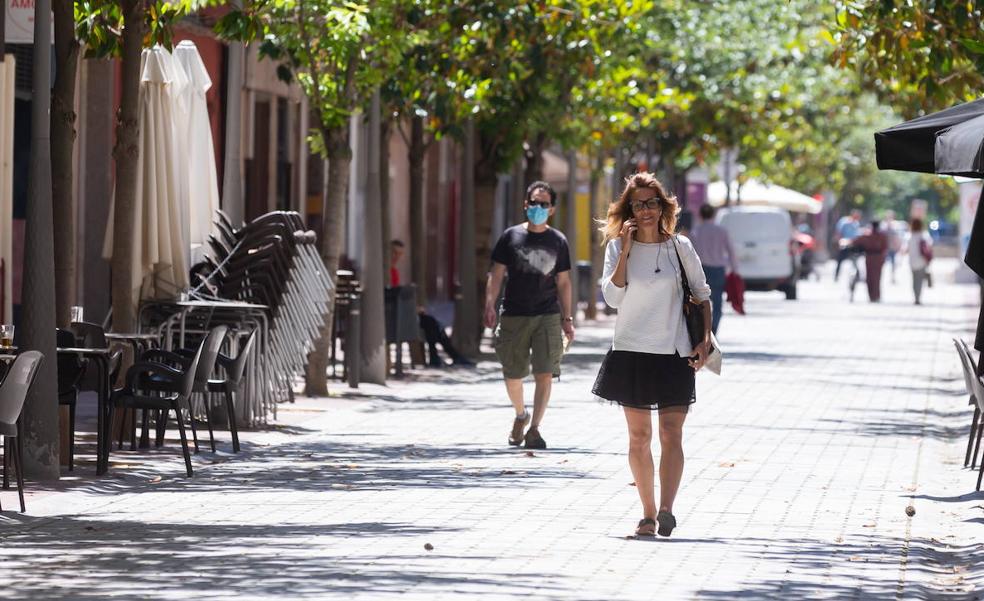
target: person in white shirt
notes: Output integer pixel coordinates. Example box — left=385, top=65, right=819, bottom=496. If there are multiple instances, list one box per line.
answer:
left=591, top=172, right=711, bottom=537
left=904, top=217, right=933, bottom=305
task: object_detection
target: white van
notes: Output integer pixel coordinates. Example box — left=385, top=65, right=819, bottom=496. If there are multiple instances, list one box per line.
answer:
left=716, top=206, right=797, bottom=299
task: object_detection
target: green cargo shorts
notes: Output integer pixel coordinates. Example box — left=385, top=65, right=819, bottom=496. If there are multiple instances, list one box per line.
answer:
left=493, top=313, right=564, bottom=379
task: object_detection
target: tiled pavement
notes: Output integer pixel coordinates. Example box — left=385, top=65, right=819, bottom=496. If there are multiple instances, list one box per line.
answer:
left=1, top=259, right=983, bottom=600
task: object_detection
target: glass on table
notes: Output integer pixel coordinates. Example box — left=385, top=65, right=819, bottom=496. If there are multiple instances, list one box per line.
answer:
left=70, top=306, right=84, bottom=323
left=0, top=324, right=14, bottom=349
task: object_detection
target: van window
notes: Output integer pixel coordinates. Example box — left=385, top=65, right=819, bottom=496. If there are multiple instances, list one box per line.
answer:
left=720, top=212, right=790, bottom=242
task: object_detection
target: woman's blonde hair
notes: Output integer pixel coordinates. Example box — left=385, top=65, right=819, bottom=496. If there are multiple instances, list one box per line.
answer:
left=598, top=172, right=680, bottom=244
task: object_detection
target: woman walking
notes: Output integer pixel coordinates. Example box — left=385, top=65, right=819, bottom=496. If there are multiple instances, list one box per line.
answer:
left=592, top=173, right=712, bottom=537
left=905, top=217, right=933, bottom=305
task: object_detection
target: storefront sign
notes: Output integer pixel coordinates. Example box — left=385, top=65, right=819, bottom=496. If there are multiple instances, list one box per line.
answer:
left=5, top=0, right=36, bottom=44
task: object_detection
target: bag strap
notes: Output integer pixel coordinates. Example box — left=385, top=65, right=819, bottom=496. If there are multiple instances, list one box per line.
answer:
left=671, top=236, right=694, bottom=299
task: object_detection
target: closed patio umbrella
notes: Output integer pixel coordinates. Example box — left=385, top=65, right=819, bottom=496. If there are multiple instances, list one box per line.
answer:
left=104, top=46, right=190, bottom=307
left=173, top=41, right=219, bottom=253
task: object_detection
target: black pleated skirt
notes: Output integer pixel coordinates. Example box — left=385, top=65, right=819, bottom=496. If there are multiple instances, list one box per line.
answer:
left=592, top=349, right=695, bottom=411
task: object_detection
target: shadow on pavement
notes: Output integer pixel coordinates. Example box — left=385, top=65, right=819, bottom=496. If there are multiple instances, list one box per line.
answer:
left=34, top=438, right=598, bottom=497
left=0, top=515, right=575, bottom=600
left=695, top=536, right=983, bottom=599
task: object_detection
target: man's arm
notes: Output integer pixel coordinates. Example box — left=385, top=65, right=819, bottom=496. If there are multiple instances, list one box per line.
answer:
left=484, top=263, right=507, bottom=328
left=556, top=270, right=575, bottom=342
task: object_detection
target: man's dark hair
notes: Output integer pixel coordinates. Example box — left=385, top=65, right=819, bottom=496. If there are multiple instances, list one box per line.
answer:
left=525, top=181, right=557, bottom=205
left=391, top=239, right=405, bottom=248
left=698, top=204, right=716, bottom=220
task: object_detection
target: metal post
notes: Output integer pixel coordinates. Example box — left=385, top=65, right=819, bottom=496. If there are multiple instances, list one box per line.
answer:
left=347, top=293, right=361, bottom=389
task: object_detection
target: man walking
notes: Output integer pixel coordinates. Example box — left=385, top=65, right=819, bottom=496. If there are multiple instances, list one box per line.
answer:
left=484, top=181, right=575, bottom=449
left=690, top=204, right=738, bottom=335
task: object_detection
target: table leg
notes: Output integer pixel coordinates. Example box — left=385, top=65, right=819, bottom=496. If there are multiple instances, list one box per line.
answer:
left=96, top=355, right=109, bottom=476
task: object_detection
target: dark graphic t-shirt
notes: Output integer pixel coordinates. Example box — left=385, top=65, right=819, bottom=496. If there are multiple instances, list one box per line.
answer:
left=491, top=224, right=572, bottom=316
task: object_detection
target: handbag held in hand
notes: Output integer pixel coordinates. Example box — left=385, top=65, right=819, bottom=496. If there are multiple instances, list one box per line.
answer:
left=672, top=237, right=722, bottom=374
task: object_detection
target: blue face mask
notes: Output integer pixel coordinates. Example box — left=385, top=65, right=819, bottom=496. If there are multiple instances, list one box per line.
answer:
left=526, top=205, right=550, bottom=225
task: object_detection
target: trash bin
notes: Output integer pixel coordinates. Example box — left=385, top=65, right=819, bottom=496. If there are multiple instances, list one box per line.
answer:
left=385, top=284, right=420, bottom=344
left=576, top=261, right=593, bottom=304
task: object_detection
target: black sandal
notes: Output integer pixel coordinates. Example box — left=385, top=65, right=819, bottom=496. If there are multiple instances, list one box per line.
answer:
left=635, top=517, right=656, bottom=536
left=656, top=511, right=676, bottom=537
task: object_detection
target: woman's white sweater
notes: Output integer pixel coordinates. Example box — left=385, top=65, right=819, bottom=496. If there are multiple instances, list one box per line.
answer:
left=601, top=236, right=711, bottom=356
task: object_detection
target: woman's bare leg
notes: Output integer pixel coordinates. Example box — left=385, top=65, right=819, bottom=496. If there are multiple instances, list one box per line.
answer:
left=657, top=407, right=688, bottom=513
left=623, top=407, right=656, bottom=519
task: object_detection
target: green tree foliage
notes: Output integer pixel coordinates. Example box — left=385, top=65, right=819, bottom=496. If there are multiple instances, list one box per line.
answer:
left=832, top=0, right=984, bottom=118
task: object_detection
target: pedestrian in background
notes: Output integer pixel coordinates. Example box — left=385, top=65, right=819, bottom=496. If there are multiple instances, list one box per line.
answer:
left=884, top=210, right=902, bottom=284
left=484, top=181, right=575, bottom=450
left=592, top=173, right=711, bottom=537
left=852, top=220, right=889, bottom=302
left=690, top=204, right=738, bottom=335
left=904, top=217, right=933, bottom=305
left=834, top=209, right=862, bottom=281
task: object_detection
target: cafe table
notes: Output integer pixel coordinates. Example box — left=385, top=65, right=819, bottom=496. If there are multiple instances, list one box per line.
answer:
left=56, top=346, right=113, bottom=475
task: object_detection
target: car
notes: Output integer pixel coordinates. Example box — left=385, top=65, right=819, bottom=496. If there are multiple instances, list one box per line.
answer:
left=716, top=206, right=797, bottom=299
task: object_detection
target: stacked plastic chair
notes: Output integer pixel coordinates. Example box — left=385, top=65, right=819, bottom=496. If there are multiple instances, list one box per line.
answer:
left=141, top=210, right=333, bottom=425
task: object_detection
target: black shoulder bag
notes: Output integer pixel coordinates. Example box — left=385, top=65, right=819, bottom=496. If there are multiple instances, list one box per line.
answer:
left=671, top=237, right=708, bottom=352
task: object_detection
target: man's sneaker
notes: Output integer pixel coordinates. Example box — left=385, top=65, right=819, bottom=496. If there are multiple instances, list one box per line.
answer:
left=508, top=412, right=531, bottom=446
left=524, top=427, right=547, bottom=450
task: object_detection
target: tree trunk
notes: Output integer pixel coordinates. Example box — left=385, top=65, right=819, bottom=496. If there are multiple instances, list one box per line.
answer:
left=304, top=126, right=351, bottom=396
left=51, top=0, right=79, bottom=328
left=222, top=32, right=245, bottom=226
left=21, top=0, right=59, bottom=479
left=524, top=131, right=547, bottom=185
left=585, top=152, right=602, bottom=320
left=110, top=0, right=146, bottom=332
left=565, top=149, right=578, bottom=323
left=380, top=117, right=391, bottom=284
left=408, top=114, right=427, bottom=306
left=452, top=120, right=479, bottom=357
left=612, top=147, right=625, bottom=198
left=510, top=156, right=525, bottom=224
left=359, top=92, right=386, bottom=384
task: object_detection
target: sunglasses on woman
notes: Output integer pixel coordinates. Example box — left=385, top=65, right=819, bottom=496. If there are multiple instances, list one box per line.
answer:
left=527, top=200, right=552, bottom=209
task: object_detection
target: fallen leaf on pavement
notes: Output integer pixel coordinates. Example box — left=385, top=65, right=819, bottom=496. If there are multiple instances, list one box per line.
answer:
left=718, top=462, right=735, bottom=468
left=862, top=523, right=877, bottom=528
left=500, top=470, right=517, bottom=475
left=424, top=543, right=434, bottom=551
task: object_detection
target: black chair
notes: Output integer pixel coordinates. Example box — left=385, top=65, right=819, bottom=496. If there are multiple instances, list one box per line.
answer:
left=56, top=329, right=86, bottom=471
left=203, top=329, right=257, bottom=453
left=110, top=326, right=226, bottom=477
left=0, top=351, right=45, bottom=512
left=139, top=326, right=229, bottom=454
